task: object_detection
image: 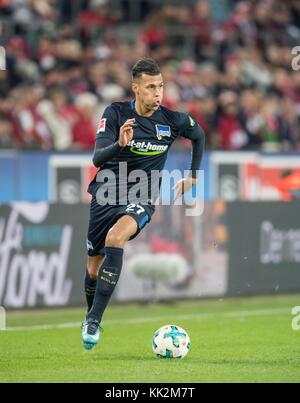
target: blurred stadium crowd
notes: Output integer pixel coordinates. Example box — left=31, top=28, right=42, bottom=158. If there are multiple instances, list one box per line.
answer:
left=0, top=0, right=300, bottom=152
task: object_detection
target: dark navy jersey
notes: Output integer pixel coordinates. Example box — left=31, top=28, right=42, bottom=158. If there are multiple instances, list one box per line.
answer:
left=88, top=100, right=205, bottom=204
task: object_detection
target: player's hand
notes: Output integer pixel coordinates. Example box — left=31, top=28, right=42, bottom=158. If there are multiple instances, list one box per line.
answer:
left=173, top=177, right=197, bottom=201
left=119, top=118, right=135, bottom=147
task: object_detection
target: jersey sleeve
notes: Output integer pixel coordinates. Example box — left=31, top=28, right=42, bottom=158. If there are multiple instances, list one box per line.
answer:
left=178, top=113, right=204, bottom=141
left=96, top=105, right=119, bottom=141
left=177, top=112, right=206, bottom=178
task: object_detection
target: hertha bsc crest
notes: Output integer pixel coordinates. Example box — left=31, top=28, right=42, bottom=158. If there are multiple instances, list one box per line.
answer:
left=155, top=124, right=171, bottom=140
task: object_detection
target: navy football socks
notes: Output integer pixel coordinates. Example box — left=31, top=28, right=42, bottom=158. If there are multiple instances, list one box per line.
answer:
left=87, top=247, right=124, bottom=322
left=84, top=269, right=98, bottom=312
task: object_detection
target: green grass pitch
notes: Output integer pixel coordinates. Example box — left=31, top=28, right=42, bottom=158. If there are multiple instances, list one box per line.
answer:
left=1, top=294, right=300, bottom=383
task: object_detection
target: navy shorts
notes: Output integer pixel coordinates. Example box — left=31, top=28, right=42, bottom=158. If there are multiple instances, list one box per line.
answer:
left=87, top=197, right=155, bottom=256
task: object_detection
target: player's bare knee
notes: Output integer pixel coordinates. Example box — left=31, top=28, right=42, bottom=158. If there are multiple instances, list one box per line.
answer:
left=87, top=262, right=99, bottom=278
left=105, top=231, right=125, bottom=248
left=87, top=267, right=98, bottom=280
left=87, top=256, right=104, bottom=278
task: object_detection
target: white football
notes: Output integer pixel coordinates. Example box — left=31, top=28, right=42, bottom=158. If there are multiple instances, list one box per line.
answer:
left=152, top=324, right=191, bottom=359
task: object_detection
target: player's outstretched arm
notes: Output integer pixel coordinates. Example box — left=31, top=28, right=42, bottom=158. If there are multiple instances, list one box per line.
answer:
left=173, top=120, right=205, bottom=200
left=188, top=125, right=205, bottom=180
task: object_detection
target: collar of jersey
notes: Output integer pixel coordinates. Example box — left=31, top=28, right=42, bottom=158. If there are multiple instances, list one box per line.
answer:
left=130, top=99, right=161, bottom=116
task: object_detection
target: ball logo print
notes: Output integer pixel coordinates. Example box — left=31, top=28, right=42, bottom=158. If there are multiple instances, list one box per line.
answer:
left=152, top=325, right=191, bottom=359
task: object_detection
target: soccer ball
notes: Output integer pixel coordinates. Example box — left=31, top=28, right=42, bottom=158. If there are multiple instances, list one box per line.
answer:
left=152, top=324, right=191, bottom=359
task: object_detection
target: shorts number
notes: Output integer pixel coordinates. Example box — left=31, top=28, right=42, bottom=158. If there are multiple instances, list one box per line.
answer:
left=126, top=204, right=145, bottom=215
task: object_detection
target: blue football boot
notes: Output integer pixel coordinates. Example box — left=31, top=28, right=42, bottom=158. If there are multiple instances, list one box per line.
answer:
left=82, top=318, right=102, bottom=350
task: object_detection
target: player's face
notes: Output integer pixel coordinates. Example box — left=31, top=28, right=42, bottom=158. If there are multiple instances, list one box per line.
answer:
left=132, top=74, right=164, bottom=112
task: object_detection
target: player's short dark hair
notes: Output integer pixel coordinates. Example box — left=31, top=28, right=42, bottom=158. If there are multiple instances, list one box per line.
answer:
left=132, top=58, right=161, bottom=81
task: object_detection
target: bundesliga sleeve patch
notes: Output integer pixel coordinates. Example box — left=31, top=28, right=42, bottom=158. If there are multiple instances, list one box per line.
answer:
left=97, top=118, right=107, bottom=133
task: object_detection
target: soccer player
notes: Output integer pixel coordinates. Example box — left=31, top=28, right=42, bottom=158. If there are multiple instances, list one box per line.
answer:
left=82, top=58, right=205, bottom=349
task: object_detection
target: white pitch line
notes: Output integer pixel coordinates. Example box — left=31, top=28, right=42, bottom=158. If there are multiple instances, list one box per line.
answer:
left=224, top=307, right=289, bottom=317
left=4, top=322, right=82, bottom=332
left=3, top=314, right=210, bottom=332
left=2, top=307, right=289, bottom=332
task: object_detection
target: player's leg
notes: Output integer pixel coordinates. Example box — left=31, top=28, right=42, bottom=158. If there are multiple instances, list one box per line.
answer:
left=85, top=198, right=108, bottom=313
left=83, top=198, right=114, bottom=349
left=84, top=255, right=105, bottom=313
left=83, top=204, right=152, bottom=349
left=86, top=215, right=137, bottom=324
left=82, top=255, right=105, bottom=350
